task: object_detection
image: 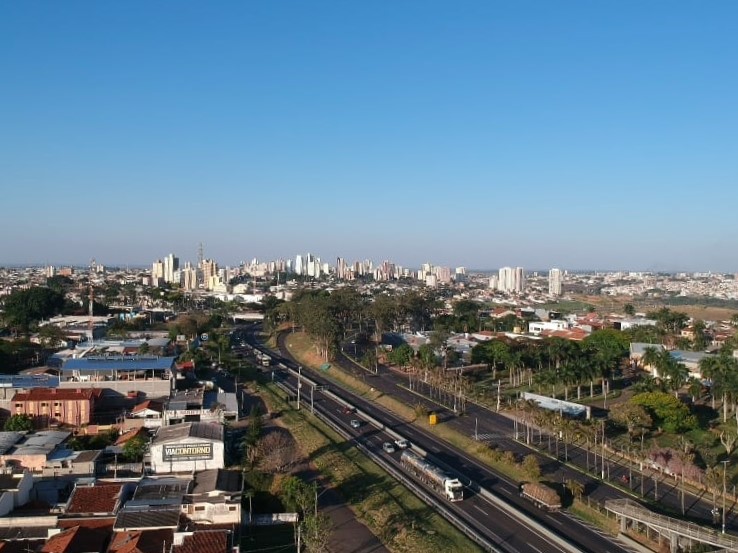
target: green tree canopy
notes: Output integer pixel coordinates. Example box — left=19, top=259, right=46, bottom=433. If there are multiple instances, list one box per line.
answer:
left=2, top=287, right=66, bottom=332
left=122, top=435, right=148, bottom=461
left=4, top=414, right=34, bottom=432
left=631, top=391, right=698, bottom=433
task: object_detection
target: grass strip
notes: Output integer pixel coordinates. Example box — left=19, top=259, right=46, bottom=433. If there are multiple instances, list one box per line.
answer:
left=259, top=381, right=482, bottom=553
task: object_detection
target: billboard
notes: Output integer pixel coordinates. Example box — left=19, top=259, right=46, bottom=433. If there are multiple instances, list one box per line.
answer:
left=163, top=442, right=214, bottom=462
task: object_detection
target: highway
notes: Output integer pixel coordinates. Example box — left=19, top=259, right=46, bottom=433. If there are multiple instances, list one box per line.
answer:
left=238, top=325, right=637, bottom=553
left=332, top=341, right=737, bottom=532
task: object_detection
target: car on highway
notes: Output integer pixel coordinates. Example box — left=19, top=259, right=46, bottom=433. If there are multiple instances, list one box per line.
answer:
left=382, top=442, right=396, bottom=453
left=394, top=438, right=410, bottom=449
left=341, top=406, right=355, bottom=415
left=350, top=419, right=362, bottom=429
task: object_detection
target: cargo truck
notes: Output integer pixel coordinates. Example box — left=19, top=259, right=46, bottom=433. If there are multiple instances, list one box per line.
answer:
left=520, top=482, right=562, bottom=511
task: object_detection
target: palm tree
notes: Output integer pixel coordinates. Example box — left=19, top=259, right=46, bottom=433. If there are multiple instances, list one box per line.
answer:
left=566, top=479, right=585, bottom=501
left=664, top=358, right=689, bottom=398
left=640, top=346, right=662, bottom=373
left=701, top=352, right=738, bottom=422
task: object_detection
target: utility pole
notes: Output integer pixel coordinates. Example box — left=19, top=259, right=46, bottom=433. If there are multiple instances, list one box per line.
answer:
left=310, top=385, right=315, bottom=414
left=496, top=380, right=501, bottom=412
left=601, top=419, right=606, bottom=480
left=297, top=366, right=302, bottom=410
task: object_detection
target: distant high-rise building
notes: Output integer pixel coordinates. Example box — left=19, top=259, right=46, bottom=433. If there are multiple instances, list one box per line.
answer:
left=163, top=253, right=179, bottom=284
left=152, top=259, right=165, bottom=285
left=182, top=263, right=198, bottom=291
left=497, top=266, right=525, bottom=293
left=202, top=259, right=218, bottom=290
left=548, top=268, right=563, bottom=296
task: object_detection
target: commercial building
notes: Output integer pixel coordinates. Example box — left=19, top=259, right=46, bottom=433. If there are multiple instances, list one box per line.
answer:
left=163, top=389, right=237, bottom=426
left=0, top=430, right=71, bottom=472
left=58, top=356, right=176, bottom=399
left=149, top=422, right=224, bottom=474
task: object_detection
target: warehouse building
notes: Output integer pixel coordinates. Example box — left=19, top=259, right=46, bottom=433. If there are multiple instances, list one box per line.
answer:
left=149, top=422, right=224, bottom=474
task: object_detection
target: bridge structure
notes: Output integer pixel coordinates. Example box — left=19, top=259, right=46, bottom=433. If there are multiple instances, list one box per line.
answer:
left=605, top=498, right=738, bottom=552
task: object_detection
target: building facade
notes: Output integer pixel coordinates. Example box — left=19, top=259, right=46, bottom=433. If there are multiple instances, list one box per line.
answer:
left=11, top=388, right=101, bottom=427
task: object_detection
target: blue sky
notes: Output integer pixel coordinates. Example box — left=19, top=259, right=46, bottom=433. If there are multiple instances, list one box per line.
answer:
left=2, top=1, right=736, bottom=271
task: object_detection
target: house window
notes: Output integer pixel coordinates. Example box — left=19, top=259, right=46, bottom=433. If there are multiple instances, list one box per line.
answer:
left=194, top=506, right=205, bottom=511
left=229, top=506, right=236, bottom=511
left=54, top=402, right=61, bottom=407
left=15, top=403, right=22, bottom=408
left=41, top=402, right=48, bottom=407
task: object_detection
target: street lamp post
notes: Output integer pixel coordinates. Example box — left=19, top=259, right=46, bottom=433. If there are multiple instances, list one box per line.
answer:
left=723, top=460, right=729, bottom=534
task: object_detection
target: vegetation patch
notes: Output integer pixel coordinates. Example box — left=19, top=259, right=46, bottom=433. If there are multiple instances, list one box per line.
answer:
left=260, top=382, right=482, bottom=553
left=284, top=331, right=418, bottom=422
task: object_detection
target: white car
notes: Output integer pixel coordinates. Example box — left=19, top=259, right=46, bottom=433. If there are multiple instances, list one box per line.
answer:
left=394, top=438, right=410, bottom=449
left=382, top=442, right=396, bottom=453
left=350, top=419, right=362, bottom=429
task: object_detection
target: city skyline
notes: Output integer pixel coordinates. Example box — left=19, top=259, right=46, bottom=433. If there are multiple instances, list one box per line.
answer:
left=3, top=2, right=737, bottom=271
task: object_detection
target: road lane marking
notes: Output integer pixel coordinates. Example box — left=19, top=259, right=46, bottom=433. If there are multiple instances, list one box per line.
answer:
left=473, top=504, right=489, bottom=516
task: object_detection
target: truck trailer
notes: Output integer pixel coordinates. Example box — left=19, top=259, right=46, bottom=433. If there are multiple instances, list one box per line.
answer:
left=400, top=450, right=463, bottom=502
left=520, top=482, right=562, bottom=511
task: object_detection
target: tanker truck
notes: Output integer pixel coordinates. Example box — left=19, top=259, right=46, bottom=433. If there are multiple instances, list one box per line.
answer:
left=400, top=450, right=464, bottom=502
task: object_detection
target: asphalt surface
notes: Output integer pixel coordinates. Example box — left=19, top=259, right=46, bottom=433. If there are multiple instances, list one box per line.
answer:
left=332, top=342, right=738, bottom=533
left=246, top=327, right=638, bottom=553
left=226, top=327, right=389, bottom=553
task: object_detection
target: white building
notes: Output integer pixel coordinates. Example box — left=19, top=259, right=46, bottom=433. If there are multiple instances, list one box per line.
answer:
left=529, top=320, right=568, bottom=335
left=149, top=422, right=224, bottom=474
left=498, top=267, right=525, bottom=293
left=164, top=254, right=179, bottom=284
left=548, top=268, right=563, bottom=296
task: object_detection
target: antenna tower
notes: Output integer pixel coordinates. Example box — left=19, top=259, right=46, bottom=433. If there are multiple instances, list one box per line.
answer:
left=88, top=258, right=95, bottom=345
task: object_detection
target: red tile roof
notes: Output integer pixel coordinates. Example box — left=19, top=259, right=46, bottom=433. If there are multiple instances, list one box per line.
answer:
left=131, top=400, right=162, bottom=414
left=41, top=526, right=108, bottom=553
left=108, top=529, right=174, bottom=553
left=115, top=427, right=148, bottom=446
left=173, top=531, right=229, bottom=553
left=67, top=484, right=123, bottom=514
left=540, top=328, right=589, bottom=341
left=12, top=387, right=102, bottom=402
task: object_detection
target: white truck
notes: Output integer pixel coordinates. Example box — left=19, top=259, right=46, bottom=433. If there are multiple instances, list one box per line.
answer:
left=400, top=450, right=463, bottom=502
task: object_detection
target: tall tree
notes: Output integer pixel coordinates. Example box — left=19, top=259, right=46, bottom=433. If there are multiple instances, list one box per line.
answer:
left=2, top=287, right=66, bottom=332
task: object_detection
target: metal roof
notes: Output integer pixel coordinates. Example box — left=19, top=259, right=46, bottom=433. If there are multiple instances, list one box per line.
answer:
left=0, top=432, right=24, bottom=455
left=62, top=356, right=176, bottom=372
left=114, top=505, right=181, bottom=530
left=0, top=374, right=59, bottom=389
left=153, top=422, right=223, bottom=445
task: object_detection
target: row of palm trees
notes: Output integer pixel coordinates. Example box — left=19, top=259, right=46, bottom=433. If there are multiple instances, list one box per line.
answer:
left=472, top=333, right=629, bottom=402
left=640, top=347, right=690, bottom=398
left=699, top=350, right=738, bottom=424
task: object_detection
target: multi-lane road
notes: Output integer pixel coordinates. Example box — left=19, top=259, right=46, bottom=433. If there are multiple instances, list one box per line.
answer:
left=331, top=340, right=737, bottom=532
left=237, top=325, right=638, bottom=553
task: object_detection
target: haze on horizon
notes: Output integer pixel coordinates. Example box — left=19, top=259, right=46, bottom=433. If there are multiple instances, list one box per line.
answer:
left=2, top=2, right=737, bottom=272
